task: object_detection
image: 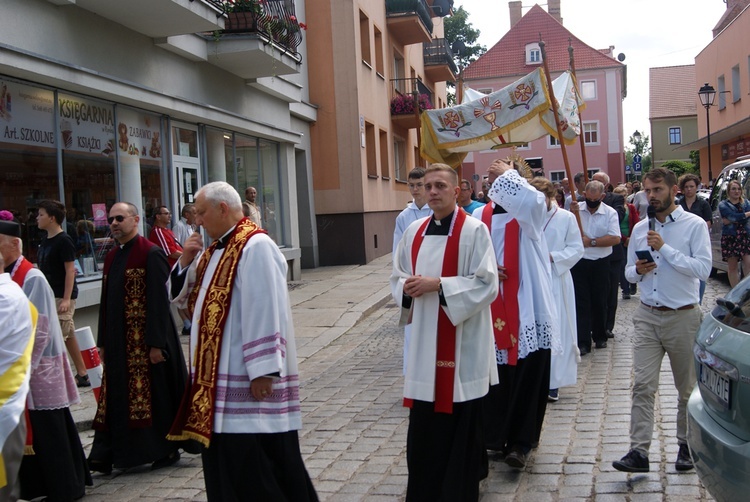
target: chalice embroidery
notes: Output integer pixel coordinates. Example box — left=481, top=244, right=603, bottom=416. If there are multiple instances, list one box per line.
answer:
left=474, top=96, right=502, bottom=131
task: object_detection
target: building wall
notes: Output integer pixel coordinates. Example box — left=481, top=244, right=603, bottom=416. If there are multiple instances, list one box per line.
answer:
left=307, top=0, right=449, bottom=264
left=695, top=5, right=750, bottom=177
left=650, top=117, right=698, bottom=168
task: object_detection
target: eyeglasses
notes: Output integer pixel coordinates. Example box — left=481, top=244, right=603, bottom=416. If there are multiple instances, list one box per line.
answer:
left=408, top=183, right=424, bottom=189
left=158, top=212, right=171, bottom=216
left=107, top=215, right=130, bottom=224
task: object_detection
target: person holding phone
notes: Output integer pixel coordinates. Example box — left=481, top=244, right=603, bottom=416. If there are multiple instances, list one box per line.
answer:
left=719, top=179, right=750, bottom=288
left=614, top=168, right=711, bottom=474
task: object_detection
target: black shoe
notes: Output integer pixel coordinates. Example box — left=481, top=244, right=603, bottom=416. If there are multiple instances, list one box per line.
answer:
left=181, top=327, right=190, bottom=336
left=76, top=374, right=91, bottom=387
left=579, top=345, right=590, bottom=356
left=548, top=388, right=559, bottom=402
left=605, top=329, right=615, bottom=339
left=151, top=451, right=180, bottom=471
left=88, top=459, right=112, bottom=475
left=504, top=448, right=527, bottom=469
left=613, top=450, right=649, bottom=472
left=622, top=292, right=631, bottom=299
left=675, top=444, right=694, bottom=471
left=595, top=341, right=608, bottom=349
left=630, top=284, right=637, bottom=294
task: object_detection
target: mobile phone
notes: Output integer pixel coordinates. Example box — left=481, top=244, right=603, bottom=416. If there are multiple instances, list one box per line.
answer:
left=635, top=250, right=654, bottom=263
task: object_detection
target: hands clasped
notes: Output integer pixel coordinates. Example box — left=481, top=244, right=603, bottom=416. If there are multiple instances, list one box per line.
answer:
left=404, top=275, right=441, bottom=298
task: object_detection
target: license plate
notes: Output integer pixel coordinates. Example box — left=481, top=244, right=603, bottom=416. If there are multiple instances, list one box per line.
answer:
left=699, top=363, right=731, bottom=409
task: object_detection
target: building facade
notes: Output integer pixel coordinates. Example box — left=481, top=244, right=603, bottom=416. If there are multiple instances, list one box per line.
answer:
left=0, top=0, right=315, bottom=333
left=306, top=0, right=454, bottom=265
left=460, top=1, right=626, bottom=188
left=688, top=1, right=750, bottom=183
left=649, top=65, right=698, bottom=171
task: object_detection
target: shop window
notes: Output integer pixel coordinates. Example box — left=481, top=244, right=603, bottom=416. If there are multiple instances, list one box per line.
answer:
left=205, top=128, right=286, bottom=246
left=58, top=92, right=118, bottom=278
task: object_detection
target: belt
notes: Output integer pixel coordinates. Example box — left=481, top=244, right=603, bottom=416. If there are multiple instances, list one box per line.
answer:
left=640, top=302, right=695, bottom=312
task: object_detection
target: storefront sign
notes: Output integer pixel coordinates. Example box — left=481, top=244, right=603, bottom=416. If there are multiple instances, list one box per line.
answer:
left=0, top=80, right=55, bottom=148
left=58, top=93, right=115, bottom=155
left=116, top=107, right=162, bottom=160
left=722, top=137, right=750, bottom=161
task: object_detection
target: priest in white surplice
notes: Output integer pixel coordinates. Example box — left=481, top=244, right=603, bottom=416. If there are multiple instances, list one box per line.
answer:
left=475, top=159, right=558, bottom=470
left=167, top=182, right=317, bottom=502
left=391, top=164, right=498, bottom=502
left=529, top=178, right=584, bottom=401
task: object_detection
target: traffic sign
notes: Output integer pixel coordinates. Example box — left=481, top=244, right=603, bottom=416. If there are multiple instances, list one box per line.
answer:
left=472, top=173, right=480, bottom=182
left=634, top=162, right=642, bottom=172
left=633, top=153, right=642, bottom=164
left=625, top=164, right=632, bottom=174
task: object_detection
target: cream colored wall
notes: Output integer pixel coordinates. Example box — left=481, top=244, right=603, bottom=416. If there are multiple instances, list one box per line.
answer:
left=309, top=0, right=449, bottom=216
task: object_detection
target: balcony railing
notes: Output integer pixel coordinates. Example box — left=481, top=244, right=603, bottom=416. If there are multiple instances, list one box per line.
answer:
left=423, top=38, right=458, bottom=81
left=386, top=0, right=434, bottom=46
left=390, top=78, right=433, bottom=128
left=223, top=0, right=304, bottom=54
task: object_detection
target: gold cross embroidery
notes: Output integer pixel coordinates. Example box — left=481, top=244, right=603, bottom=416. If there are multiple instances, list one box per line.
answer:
left=510, top=334, right=517, bottom=346
left=494, top=318, right=506, bottom=331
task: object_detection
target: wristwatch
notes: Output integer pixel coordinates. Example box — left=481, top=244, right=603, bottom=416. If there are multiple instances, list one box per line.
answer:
left=590, top=239, right=597, bottom=247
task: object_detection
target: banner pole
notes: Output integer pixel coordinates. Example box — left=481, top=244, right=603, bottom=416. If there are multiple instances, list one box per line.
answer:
left=539, top=38, right=583, bottom=234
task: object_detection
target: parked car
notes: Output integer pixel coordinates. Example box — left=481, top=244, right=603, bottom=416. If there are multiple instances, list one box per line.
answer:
left=707, top=155, right=750, bottom=274
left=687, top=275, right=750, bottom=502
left=697, top=188, right=711, bottom=200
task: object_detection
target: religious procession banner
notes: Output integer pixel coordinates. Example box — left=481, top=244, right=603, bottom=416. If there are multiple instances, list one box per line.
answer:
left=420, top=68, right=585, bottom=167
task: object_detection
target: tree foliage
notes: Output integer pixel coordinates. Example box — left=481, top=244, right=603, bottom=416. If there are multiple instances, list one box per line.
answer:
left=661, top=160, right=698, bottom=178
left=444, top=6, right=486, bottom=69
left=444, top=5, right=487, bottom=104
left=624, top=132, right=652, bottom=174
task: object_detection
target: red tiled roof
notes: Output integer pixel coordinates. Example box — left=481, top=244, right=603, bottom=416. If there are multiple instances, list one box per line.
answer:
left=463, top=4, right=622, bottom=80
left=649, top=65, right=697, bottom=119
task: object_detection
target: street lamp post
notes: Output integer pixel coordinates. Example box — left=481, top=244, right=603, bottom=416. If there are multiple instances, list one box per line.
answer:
left=698, top=83, right=717, bottom=183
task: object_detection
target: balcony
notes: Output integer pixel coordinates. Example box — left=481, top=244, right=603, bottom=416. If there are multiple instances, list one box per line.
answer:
left=205, top=0, right=303, bottom=80
left=386, top=0, right=434, bottom=47
left=423, top=38, right=458, bottom=82
left=390, top=78, right=433, bottom=129
left=51, top=0, right=226, bottom=38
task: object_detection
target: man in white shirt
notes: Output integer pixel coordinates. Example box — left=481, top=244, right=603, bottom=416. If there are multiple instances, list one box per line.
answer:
left=392, top=167, right=432, bottom=373
left=569, top=181, right=621, bottom=354
left=613, top=168, right=711, bottom=474
left=173, top=204, right=196, bottom=246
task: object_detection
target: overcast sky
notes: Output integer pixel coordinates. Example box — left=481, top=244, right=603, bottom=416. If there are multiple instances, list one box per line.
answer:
left=447, top=0, right=728, bottom=142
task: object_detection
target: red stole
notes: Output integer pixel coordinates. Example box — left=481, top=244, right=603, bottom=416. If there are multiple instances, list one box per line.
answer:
left=404, top=209, right=466, bottom=414
left=10, top=257, right=35, bottom=455
left=94, top=236, right=157, bottom=430
left=481, top=203, right=519, bottom=366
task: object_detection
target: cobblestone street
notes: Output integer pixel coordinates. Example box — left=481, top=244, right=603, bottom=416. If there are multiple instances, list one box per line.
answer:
left=76, top=273, right=730, bottom=501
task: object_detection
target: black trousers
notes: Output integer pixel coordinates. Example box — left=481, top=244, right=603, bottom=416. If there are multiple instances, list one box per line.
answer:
left=407, top=398, right=486, bottom=502
left=571, top=256, right=610, bottom=349
left=202, top=431, right=318, bottom=502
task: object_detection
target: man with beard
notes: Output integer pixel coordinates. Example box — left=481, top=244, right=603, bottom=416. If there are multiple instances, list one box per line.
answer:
left=88, top=202, right=189, bottom=474
left=613, top=168, right=710, bottom=473
left=569, top=181, right=621, bottom=354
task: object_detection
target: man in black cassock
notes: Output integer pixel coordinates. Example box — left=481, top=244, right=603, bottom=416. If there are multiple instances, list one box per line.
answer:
left=88, top=202, right=189, bottom=474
